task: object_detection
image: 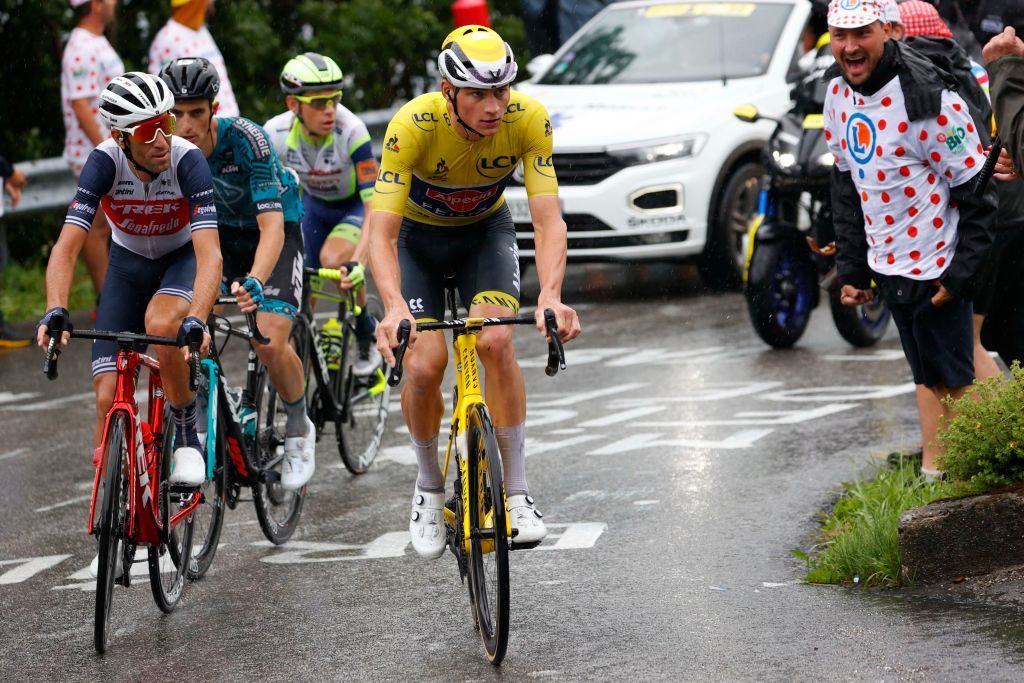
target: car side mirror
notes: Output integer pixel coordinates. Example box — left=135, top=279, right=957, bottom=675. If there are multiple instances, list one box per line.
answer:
left=527, top=54, right=555, bottom=79
left=733, top=104, right=760, bottom=123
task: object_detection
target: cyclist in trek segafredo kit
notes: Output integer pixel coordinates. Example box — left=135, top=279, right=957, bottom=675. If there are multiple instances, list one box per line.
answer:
left=369, top=26, right=581, bottom=559
left=159, top=57, right=316, bottom=490
left=36, top=72, right=222, bottom=572
left=264, top=53, right=382, bottom=376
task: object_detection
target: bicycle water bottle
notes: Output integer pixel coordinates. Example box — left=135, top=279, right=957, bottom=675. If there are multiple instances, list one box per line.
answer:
left=321, top=317, right=343, bottom=371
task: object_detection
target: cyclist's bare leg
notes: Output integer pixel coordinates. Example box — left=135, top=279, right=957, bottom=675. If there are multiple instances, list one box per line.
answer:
left=82, top=211, right=110, bottom=294
left=402, top=331, right=447, bottom=489
left=251, top=311, right=305, bottom=403
left=145, top=294, right=193, bottom=407
left=92, top=373, right=117, bottom=447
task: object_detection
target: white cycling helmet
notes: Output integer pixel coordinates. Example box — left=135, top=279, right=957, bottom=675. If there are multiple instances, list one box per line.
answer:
left=99, top=72, right=175, bottom=130
left=437, top=25, right=517, bottom=90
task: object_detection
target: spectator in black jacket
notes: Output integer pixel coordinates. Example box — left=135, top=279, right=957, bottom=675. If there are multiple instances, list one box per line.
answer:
left=824, top=0, right=998, bottom=478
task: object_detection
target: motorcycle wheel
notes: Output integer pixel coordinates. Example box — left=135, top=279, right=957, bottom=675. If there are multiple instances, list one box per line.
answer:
left=829, top=289, right=890, bottom=347
left=745, top=239, right=817, bottom=348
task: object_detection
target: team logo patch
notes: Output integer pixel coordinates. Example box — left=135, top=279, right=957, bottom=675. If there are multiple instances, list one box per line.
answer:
left=937, top=127, right=967, bottom=154
left=357, top=159, right=379, bottom=184
left=845, top=113, right=876, bottom=165
left=385, top=135, right=400, bottom=153
left=839, top=0, right=861, bottom=9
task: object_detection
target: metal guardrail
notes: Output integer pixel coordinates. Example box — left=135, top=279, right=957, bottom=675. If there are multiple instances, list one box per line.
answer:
left=1, top=106, right=400, bottom=218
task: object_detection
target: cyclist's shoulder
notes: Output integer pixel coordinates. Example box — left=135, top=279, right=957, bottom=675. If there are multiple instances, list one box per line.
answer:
left=390, top=92, right=446, bottom=130
left=264, top=111, right=295, bottom=136
left=217, top=116, right=275, bottom=159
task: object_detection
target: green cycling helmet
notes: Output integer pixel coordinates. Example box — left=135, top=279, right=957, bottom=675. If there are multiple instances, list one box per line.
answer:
left=280, top=52, right=345, bottom=95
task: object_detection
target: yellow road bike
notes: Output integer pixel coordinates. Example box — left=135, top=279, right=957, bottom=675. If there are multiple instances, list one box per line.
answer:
left=388, top=286, right=566, bottom=665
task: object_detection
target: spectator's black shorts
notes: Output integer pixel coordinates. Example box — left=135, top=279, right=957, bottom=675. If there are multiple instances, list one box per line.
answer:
left=220, top=222, right=304, bottom=320
left=889, top=295, right=974, bottom=389
left=397, top=204, right=520, bottom=322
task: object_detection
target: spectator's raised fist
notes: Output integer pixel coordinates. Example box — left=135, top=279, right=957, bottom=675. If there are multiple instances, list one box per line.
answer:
left=983, top=27, right=1024, bottom=65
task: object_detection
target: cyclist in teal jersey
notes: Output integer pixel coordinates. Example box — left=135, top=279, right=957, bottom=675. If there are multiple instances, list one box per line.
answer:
left=265, top=52, right=380, bottom=375
left=160, top=57, right=316, bottom=490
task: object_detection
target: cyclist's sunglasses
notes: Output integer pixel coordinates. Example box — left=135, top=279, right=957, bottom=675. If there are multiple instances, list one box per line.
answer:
left=121, top=112, right=176, bottom=144
left=292, top=91, right=343, bottom=110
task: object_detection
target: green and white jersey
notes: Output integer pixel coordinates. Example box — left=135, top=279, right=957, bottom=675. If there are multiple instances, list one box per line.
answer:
left=264, top=105, right=376, bottom=203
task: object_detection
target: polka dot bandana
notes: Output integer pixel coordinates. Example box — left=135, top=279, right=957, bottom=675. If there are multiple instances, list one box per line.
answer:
left=898, top=0, right=954, bottom=38
left=828, top=0, right=884, bottom=28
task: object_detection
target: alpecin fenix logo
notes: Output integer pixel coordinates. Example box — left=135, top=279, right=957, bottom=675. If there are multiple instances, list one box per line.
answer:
left=845, top=113, right=876, bottom=165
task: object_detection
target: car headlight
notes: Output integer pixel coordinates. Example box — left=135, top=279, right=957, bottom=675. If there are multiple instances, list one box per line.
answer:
left=773, top=150, right=797, bottom=170
left=606, top=136, right=706, bottom=166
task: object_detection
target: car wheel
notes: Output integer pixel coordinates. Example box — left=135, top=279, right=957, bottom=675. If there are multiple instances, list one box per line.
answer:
left=699, top=161, right=764, bottom=290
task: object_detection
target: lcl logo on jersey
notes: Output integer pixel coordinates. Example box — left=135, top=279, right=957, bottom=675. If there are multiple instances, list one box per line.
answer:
left=845, top=113, right=876, bottom=165
left=532, top=155, right=556, bottom=178
left=413, top=112, right=439, bottom=132
left=375, top=170, right=406, bottom=194
left=476, top=155, right=518, bottom=179
left=503, top=101, right=526, bottom=123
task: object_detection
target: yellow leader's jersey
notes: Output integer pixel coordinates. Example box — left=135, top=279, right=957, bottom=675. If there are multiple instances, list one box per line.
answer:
left=372, top=90, right=558, bottom=227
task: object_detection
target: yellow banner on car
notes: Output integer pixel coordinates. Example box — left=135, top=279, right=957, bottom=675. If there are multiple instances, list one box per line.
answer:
left=645, top=3, right=756, bottom=17
left=802, top=114, right=824, bottom=129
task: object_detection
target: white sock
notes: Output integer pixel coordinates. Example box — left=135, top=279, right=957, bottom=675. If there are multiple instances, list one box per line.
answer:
left=412, top=435, right=444, bottom=492
left=495, top=423, right=527, bottom=496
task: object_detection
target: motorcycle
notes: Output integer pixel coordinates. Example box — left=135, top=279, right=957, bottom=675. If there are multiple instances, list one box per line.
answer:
left=733, top=51, right=890, bottom=349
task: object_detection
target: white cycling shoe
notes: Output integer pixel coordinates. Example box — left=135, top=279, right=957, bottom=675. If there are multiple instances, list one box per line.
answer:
left=409, top=486, right=447, bottom=559
left=352, top=344, right=383, bottom=377
left=281, top=415, right=316, bottom=490
left=168, top=446, right=205, bottom=487
left=508, top=494, right=547, bottom=544
left=88, top=546, right=124, bottom=580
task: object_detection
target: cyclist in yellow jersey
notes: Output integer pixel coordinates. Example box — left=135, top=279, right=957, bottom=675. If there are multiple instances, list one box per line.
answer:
left=371, top=25, right=581, bottom=559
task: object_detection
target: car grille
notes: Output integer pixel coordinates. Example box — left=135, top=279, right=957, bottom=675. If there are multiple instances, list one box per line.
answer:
left=509, top=152, right=624, bottom=186
left=516, top=213, right=688, bottom=252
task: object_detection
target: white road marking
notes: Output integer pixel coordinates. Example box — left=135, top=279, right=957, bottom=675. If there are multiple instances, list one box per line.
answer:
left=536, top=523, right=607, bottom=550
left=590, top=429, right=775, bottom=455
left=34, top=495, right=92, bottom=513
left=0, top=391, right=40, bottom=406
left=763, top=384, right=914, bottom=402
left=3, top=391, right=93, bottom=411
left=609, top=381, right=783, bottom=407
left=0, top=448, right=29, bottom=461
left=823, top=350, right=906, bottom=362
left=634, top=403, right=856, bottom=427
left=633, top=500, right=660, bottom=506
left=254, top=532, right=411, bottom=564
left=580, top=406, right=665, bottom=427
left=549, top=428, right=585, bottom=435
left=0, top=555, right=72, bottom=584
left=531, top=382, right=647, bottom=407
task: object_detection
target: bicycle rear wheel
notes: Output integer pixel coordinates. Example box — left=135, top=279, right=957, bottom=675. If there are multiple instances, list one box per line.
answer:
left=149, top=408, right=195, bottom=613
left=187, top=376, right=225, bottom=580
left=465, top=403, right=510, bottom=665
left=253, top=364, right=305, bottom=544
left=335, top=295, right=390, bottom=474
left=94, top=413, right=129, bottom=654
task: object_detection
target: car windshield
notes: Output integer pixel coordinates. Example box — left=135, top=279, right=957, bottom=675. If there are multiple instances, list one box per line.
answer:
left=539, top=2, right=793, bottom=85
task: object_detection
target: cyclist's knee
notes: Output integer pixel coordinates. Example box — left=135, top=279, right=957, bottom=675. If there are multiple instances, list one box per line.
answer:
left=94, top=373, right=115, bottom=417
left=477, top=325, right=516, bottom=368
left=405, top=342, right=447, bottom=391
left=144, top=302, right=187, bottom=339
left=319, top=236, right=356, bottom=269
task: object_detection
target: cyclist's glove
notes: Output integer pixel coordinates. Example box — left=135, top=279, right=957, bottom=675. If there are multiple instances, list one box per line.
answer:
left=342, top=261, right=365, bottom=290
left=240, top=275, right=265, bottom=306
left=38, top=307, right=70, bottom=333
left=176, top=315, right=209, bottom=347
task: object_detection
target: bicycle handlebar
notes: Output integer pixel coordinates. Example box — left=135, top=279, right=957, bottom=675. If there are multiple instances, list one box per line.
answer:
left=43, top=326, right=191, bottom=381
left=42, top=310, right=70, bottom=381
left=214, top=296, right=270, bottom=345
left=386, top=309, right=567, bottom=387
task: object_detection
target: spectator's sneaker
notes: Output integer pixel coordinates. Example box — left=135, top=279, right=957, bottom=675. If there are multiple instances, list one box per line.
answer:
left=281, top=415, right=316, bottom=490
left=169, top=446, right=205, bottom=487
left=507, top=494, right=547, bottom=544
left=409, top=486, right=447, bottom=559
left=352, top=344, right=382, bottom=377
left=88, top=546, right=124, bottom=579
left=0, top=327, right=31, bottom=349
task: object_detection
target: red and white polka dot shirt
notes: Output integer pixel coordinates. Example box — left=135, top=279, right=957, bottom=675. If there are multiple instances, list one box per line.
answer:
left=147, top=19, right=239, bottom=117
left=60, top=27, right=124, bottom=168
left=824, top=76, right=985, bottom=280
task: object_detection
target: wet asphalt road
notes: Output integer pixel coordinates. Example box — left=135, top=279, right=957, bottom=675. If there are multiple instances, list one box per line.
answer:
left=2, top=263, right=1024, bottom=681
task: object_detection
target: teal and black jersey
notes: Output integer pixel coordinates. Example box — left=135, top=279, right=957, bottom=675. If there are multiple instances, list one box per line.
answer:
left=207, top=116, right=302, bottom=231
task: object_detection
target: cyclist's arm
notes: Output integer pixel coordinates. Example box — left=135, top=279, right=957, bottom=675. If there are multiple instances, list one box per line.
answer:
left=350, top=134, right=378, bottom=265
left=178, top=148, right=222, bottom=322
left=249, top=211, right=285, bottom=284
left=70, top=99, right=106, bottom=147
left=368, top=209, right=413, bottom=363
left=242, top=122, right=288, bottom=281
left=530, top=196, right=580, bottom=341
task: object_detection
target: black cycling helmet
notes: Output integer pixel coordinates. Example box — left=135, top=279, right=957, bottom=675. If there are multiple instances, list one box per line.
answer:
left=159, top=57, right=220, bottom=102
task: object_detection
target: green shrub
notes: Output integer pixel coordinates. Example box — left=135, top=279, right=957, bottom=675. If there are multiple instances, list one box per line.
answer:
left=938, top=364, right=1024, bottom=488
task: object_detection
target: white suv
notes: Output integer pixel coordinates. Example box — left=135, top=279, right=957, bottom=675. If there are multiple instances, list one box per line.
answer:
left=506, top=0, right=813, bottom=287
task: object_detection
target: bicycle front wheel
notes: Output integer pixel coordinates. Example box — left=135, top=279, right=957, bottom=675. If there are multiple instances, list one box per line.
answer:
left=187, top=376, right=225, bottom=580
left=149, top=406, right=195, bottom=613
left=252, top=366, right=305, bottom=544
left=335, top=295, right=391, bottom=474
left=94, top=413, right=129, bottom=654
left=465, top=403, right=510, bottom=665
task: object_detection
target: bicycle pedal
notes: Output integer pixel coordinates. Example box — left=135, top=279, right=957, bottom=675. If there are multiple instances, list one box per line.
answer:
left=168, top=483, right=201, bottom=495
left=510, top=539, right=542, bottom=551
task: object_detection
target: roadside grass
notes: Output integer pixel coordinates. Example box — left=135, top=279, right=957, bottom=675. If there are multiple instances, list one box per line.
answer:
left=1, top=260, right=95, bottom=323
left=796, top=459, right=975, bottom=587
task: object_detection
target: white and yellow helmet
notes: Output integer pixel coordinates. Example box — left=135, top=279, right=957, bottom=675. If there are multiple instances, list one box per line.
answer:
left=437, top=25, right=517, bottom=90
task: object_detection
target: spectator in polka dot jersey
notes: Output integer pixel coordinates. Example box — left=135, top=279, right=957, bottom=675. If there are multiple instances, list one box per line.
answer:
left=824, top=0, right=998, bottom=479
left=60, top=0, right=123, bottom=300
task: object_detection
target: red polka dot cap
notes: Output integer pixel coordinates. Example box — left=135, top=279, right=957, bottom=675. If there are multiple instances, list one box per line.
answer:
left=898, top=0, right=953, bottom=38
left=827, top=0, right=884, bottom=28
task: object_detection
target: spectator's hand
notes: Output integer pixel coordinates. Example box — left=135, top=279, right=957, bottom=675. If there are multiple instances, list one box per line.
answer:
left=3, top=167, right=26, bottom=209
left=840, top=285, right=873, bottom=306
left=931, top=281, right=953, bottom=307
left=993, top=147, right=1020, bottom=181
left=983, top=27, right=1024, bottom=65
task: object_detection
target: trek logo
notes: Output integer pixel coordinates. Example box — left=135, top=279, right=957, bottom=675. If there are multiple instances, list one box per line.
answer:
left=385, top=135, right=400, bottom=153
left=845, top=113, right=876, bottom=165
left=408, top=297, right=424, bottom=313
left=477, top=155, right=518, bottom=178
left=532, top=155, right=556, bottom=178
left=120, top=202, right=182, bottom=216
left=424, top=186, right=499, bottom=213
left=135, top=423, right=152, bottom=509
left=412, top=112, right=439, bottom=131
left=937, top=126, right=967, bottom=154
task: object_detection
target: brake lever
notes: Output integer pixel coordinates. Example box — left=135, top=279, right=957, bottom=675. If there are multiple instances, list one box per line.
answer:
left=246, top=313, right=271, bottom=345
left=543, top=308, right=566, bottom=377
left=43, top=311, right=70, bottom=381
left=388, top=319, right=412, bottom=387
left=187, top=326, right=203, bottom=392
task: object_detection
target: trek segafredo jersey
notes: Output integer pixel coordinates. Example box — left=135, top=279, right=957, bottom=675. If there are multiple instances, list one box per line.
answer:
left=65, top=137, right=218, bottom=259
left=373, top=91, right=558, bottom=227
left=264, top=105, right=377, bottom=203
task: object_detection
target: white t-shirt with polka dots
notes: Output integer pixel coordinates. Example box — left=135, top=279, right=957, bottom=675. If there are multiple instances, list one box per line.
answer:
left=824, top=76, right=986, bottom=281
left=147, top=19, right=239, bottom=117
left=61, top=27, right=124, bottom=167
